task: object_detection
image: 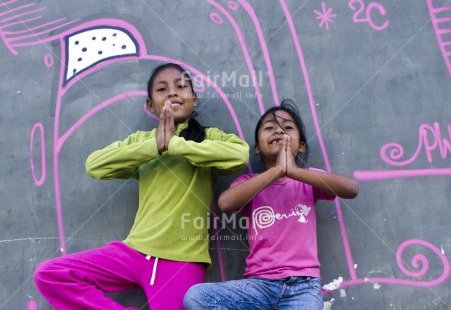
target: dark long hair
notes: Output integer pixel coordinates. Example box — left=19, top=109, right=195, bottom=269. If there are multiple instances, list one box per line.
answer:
left=254, top=99, right=309, bottom=167
left=147, top=63, right=206, bottom=143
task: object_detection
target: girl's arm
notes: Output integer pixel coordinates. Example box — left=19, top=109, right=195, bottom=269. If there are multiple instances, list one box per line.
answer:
left=86, top=131, right=159, bottom=180
left=218, top=166, right=283, bottom=212
left=285, top=135, right=359, bottom=199
left=167, top=128, right=250, bottom=175
left=287, top=168, right=359, bottom=199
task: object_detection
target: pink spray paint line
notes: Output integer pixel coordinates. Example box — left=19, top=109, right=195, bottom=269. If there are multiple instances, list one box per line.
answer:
left=236, top=0, right=280, bottom=106
left=207, top=0, right=266, bottom=114
left=30, top=123, right=46, bottom=186
left=279, top=0, right=358, bottom=280
left=0, top=0, right=79, bottom=55
left=0, top=0, right=16, bottom=8
left=427, top=0, right=451, bottom=76
left=354, top=168, right=451, bottom=181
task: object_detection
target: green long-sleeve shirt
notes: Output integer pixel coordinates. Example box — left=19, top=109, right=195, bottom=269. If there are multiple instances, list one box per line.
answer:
left=86, top=124, right=249, bottom=266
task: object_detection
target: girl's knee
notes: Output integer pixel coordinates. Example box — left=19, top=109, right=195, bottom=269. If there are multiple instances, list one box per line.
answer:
left=183, top=283, right=207, bottom=309
left=33, top=260, right=50, bottom=287
left=33, top=259, right=60, bottom=290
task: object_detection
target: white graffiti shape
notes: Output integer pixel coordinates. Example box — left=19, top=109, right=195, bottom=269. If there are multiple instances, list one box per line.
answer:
left=65, top=27, right=139, bottom=82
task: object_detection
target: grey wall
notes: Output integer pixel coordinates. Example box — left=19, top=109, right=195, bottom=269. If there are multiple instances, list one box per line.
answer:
left=1, top=0, right=450, bottom=309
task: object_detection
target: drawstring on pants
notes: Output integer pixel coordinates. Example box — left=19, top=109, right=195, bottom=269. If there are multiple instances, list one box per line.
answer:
left=145, top=255, right=159, bottom=286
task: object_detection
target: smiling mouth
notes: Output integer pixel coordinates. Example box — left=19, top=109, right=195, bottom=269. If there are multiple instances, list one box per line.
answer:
left=270, top=139, right=283, bottom=144
left=170, top=101, right=182, bottom=108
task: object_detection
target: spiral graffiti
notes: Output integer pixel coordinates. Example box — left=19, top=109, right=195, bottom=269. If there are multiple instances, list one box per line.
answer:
left=380, top=142, right=417, bottom=166
left=252, top=206, right=275, bottom=235
left=379, top=123, right=447, bottom=167
left=396, top=239, right=450, bottom=284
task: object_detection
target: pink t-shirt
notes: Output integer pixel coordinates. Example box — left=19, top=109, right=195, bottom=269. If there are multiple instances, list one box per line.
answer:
left=232, top=168, right=336, bottom=279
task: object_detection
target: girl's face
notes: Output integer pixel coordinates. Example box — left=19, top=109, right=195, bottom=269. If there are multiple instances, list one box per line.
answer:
left=147, top=67, right=198, bottom=124
left=255, top=110, right=305, bottom=160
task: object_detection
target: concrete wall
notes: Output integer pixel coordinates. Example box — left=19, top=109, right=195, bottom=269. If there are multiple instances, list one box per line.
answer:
left=1, top=0, right=450, bottom=309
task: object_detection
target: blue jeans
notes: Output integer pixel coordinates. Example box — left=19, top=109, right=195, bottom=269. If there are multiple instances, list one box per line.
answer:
left=184, top=276, right=323, bottom=310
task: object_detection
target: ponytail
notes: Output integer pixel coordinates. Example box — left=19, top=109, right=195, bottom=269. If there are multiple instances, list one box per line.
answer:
left=179, top=112, right=207, bottom=143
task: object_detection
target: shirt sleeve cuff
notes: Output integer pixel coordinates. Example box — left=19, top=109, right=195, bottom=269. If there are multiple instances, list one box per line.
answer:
left=167, top=136, right=183, bottom=155
left=146, top=137, right=160, bottom=158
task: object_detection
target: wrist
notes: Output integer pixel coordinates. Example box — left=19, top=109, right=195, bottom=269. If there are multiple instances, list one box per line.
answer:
left=269, top=166, right=285, bottom=180
left=286, top=165, right=304, bottom=179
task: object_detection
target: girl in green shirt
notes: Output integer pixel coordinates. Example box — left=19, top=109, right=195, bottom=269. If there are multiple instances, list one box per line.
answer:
left=34, top=63, right=249, bottom=310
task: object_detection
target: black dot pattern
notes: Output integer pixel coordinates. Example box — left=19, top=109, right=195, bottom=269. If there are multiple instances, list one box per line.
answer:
left=67, top=28, right=138, bottom=80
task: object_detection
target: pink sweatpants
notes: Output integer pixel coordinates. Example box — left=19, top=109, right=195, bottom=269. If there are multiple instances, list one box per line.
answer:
left=33, top=241, right=206, bottom=310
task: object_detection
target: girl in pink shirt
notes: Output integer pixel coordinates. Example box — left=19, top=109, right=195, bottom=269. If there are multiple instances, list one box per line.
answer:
left=184, top=99, right=359, bottom=310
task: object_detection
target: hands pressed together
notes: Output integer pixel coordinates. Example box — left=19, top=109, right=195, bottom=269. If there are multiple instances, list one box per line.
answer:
left=157, top=100, right=176, bottom=154
left=274, top=134, right=298, bottom=179
left=274, top=134, right=359, bottom=199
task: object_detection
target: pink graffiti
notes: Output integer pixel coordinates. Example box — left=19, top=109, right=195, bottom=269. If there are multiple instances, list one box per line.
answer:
left=314, top=2, right=337, bottom=31
left=26, top=299, right=38, bottom=310
left=353, top=168, right=451, bottom=181
left=427, top=0, right=451, bottom=76
left=236, top=0, right=280, bottom=107
left=209, top=12, right=223, bottom=24
left=354, top=122, right=451, bottom=181
left=0, top=0, right=79, bottom=55
left=326, top=239, right=450, bottom=294
left=43, top=53, right=54, bottom=68
left=207, top=0, right=267, bottom=114
left=30, top=123, right=46, bottom=186
left=381, top=122, right=451, bottom=167
left=227, top=1, right=239, bottom=11
left=349, top=0, right=389, bottom=31
left=2, top=0, right=448, bottom=301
